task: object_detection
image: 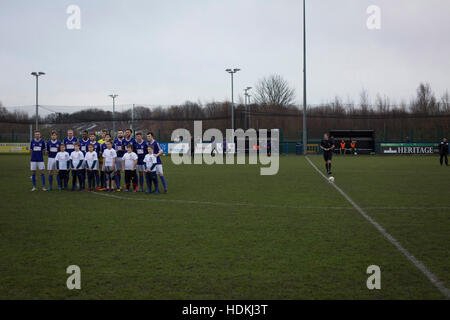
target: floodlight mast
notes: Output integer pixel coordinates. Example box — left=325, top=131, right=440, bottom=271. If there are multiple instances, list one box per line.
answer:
left=109, top=94, right=118, bottom=134
left=244, top=86, right=252, bottom=129
left=226, top=68, right=241, bottom=131
left=302, top=0, right=308, bottom=155
left=31, top=72, right=45, bottom=130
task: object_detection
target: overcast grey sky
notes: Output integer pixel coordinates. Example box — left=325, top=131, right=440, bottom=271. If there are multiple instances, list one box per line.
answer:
left=1, top=0, right=449, bottom=112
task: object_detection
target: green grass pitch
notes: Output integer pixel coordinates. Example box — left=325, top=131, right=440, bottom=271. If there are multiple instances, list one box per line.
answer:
left=0, top=154, right=449, bottom=299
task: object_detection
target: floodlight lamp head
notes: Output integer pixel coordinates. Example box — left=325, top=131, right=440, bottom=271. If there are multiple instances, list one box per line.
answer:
left=31, top=71, right=45, bottom=77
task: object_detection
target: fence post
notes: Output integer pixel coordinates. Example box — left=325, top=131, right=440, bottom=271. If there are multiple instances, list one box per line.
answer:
left=12, top=129, right=14, bottom=142
left=29, top=124, right=33, bottom=141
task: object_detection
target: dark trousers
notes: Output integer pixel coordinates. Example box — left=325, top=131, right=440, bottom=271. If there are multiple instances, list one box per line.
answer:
left=440, top=153, right=449, bottom=166
left=71, top=170, right=83, bottom=189
left=145, top=171, right=158, bottom=193
left=58, top=170, right=69, bottom=189
left=100, top=170, right=105, bottom=188
left=87, top=169, right=98, bottom=189
left=80, top=169, right=86, bottom=189
left=125, top=170, right=138, bottom=190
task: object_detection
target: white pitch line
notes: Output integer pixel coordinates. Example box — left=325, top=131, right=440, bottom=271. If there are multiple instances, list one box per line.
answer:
left=89, top=191, right=353, bottom=210
left=305, top=156, right=450, bottom=299
left=89, top=192, right=450, bottom=212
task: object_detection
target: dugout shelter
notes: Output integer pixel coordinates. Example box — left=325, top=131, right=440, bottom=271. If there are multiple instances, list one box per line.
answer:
left=328, top=130, right=375, bottom=154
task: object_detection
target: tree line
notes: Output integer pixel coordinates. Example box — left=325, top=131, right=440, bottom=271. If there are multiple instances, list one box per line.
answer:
left=1, top=79, right=449, bottom=142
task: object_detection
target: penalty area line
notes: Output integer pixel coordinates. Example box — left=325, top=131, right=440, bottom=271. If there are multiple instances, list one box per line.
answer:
left=89, top=191, right=353, bottom=210
left=89, top=192, right=450, bottom=212
left=305, top=156, right=450, bottom=299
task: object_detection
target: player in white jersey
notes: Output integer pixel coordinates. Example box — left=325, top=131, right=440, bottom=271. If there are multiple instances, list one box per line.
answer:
left=143, top=145, right=159, bottom=194
left=122, top=144, right=139, bottom=192
left=84, top=143, right=99, bottom=191
left=102, top=141, right=117, bottom=192
left=55, top=144, right=70, bottom=190
left=70, top=142, right=85, bottom=191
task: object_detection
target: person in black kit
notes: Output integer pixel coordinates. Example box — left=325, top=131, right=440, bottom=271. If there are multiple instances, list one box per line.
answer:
left=320, top=133, right=335, bottom=175
left=439, top=137, right=449, bottom=166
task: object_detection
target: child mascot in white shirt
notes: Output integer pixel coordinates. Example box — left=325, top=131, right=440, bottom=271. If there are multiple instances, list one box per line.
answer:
left=144, top=145, right=159, bottom=194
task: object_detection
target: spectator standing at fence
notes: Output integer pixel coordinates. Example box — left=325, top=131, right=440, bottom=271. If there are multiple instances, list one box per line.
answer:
left=439, top=137, right=449, bottom=166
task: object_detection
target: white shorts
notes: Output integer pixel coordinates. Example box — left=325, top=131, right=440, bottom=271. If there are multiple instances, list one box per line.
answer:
left=155, top=164, right=164, bottom=175
left=31, top=161, right=45, bottom=171
left=47, top=158, right=57, bottom=171
left=115, top=157, right=123, bottom=171
left=136, top=164, right=146, bottom=172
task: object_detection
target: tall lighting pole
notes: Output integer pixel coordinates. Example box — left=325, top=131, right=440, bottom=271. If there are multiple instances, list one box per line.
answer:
left=302, top=0, right=308, bottom=155
left=109, top=94, right=118, bottom=134
left=225, top=68, right=240, bottom=131
left=31, top=72, right=45, bottom=130
left=244, top=86, right=252, bottom=129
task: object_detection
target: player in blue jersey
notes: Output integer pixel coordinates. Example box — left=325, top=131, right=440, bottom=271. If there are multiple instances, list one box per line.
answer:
left=63, top=129, right=78, bottom=187
left=30, top=130, right=47, bottom=191
left=134, top=132, right=148, bottom=192
left=113, top=130, right=125, bottom=191
left=46, top=131, right=61, bottom=191
left=63, top=129, right=78, bottom=155
left=122, top=128, right=135, bottom=150
left=147, top=132, right=167, bottom=193
left=79, top=130, right=90, bottom=190
left=89, top=133, right=101, bottom=189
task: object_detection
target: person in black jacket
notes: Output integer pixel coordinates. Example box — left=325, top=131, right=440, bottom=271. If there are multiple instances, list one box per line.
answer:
left=439, top=137, right=449, bottom=166
left=320, top=133, right=335, bottom=175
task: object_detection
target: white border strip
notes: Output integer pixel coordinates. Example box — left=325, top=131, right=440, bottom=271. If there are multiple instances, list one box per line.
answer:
left=305, top=156, right=450, bottom=299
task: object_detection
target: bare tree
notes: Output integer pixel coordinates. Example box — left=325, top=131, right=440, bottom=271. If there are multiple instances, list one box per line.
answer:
left=411, top=83, right=438, bottom=114
left=359, top=89, right=370, bottom=112
left=375, top=94, right=391, bottom=113
left=254, top=74, right=295, bottom=107
left=441, top=91, right=450, bottom=112
left=0, top=101, right=7, bottom=120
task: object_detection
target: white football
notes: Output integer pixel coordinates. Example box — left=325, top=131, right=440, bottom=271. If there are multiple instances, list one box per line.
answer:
left=328, top=176, right=335, bottom=183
